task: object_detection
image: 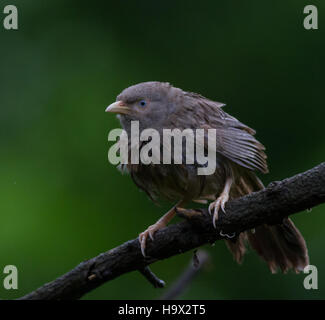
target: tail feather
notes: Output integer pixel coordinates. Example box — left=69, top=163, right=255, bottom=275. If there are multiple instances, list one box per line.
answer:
left=247, top=220, right=309, bottom=273
left=225, top=232, right=247, bottom=264
left=226, top=169, right=309, bottom=273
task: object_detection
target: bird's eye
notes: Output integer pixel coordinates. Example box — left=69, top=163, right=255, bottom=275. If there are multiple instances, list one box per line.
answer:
left=139, top=100, right=147, bottom=107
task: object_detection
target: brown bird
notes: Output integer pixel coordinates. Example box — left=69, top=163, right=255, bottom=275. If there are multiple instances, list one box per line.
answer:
left=106, top=81, right=309, bottom=273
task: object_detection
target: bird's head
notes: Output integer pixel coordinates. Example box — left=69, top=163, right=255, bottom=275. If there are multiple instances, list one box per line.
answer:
left=106, top=81, right=182, bottom=131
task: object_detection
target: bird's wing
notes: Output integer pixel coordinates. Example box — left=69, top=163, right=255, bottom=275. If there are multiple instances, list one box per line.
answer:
left=178, top=93, right=268, bottom=174
left=214, top=122, right=268, bottom=173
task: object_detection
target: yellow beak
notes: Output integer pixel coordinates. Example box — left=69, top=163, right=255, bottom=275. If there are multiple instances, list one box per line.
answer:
left=105, top=101, right=131, bottom=115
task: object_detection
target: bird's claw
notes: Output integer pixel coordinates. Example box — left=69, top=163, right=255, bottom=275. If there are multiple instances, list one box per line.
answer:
left=139, top=222, right=165, bottom=257
left=208, top=193, right=229, bottom=228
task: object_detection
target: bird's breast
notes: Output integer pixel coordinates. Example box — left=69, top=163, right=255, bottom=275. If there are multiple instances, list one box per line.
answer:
left=127, top=158, right=228, bottom=203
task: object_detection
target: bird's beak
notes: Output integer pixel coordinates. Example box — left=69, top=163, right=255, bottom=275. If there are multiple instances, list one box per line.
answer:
left=105, top=101, right=131, bottom=115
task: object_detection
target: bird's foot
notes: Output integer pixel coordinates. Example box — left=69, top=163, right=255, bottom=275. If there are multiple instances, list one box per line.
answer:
left=208, top=192, right=229, bottom=228
left=139, top=221, right=166, bottom=257
left=138, top=201, right=181, bottom=257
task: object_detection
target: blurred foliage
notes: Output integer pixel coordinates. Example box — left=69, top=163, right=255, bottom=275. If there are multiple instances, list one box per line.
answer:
left=0, top=0, right=324, bottom=299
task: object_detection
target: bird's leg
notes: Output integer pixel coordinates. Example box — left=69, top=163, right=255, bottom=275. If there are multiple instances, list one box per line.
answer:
left=175, top=207, right=203, bottom=218
left=208, top=176, right=233, bottom=228
left=139, top=200, right=183, bottom=257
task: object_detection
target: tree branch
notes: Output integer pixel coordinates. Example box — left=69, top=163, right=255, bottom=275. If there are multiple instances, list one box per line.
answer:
left=139, top=266, right=165, bottom=288
left=19, top=162, right=325, bottom=300
left=160, top=249, right=210, bottom=300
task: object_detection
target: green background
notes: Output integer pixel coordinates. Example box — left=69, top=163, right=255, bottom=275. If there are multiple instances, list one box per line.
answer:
left=0, top=0, right=324, bottom=299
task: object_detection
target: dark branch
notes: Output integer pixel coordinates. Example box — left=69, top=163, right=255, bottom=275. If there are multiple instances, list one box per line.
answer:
left=160, top=250, right=210, bottom=300
left=19, top=162, right=325, bottom=300
left=139, top=266, right=165, bottom=288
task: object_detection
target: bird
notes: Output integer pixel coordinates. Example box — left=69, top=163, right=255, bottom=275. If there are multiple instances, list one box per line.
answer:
left=105, top=81, right=309, bottom=273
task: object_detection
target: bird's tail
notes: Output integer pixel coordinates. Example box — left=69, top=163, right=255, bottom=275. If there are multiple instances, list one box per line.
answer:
left=225, top=171, right=309, bottom=273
